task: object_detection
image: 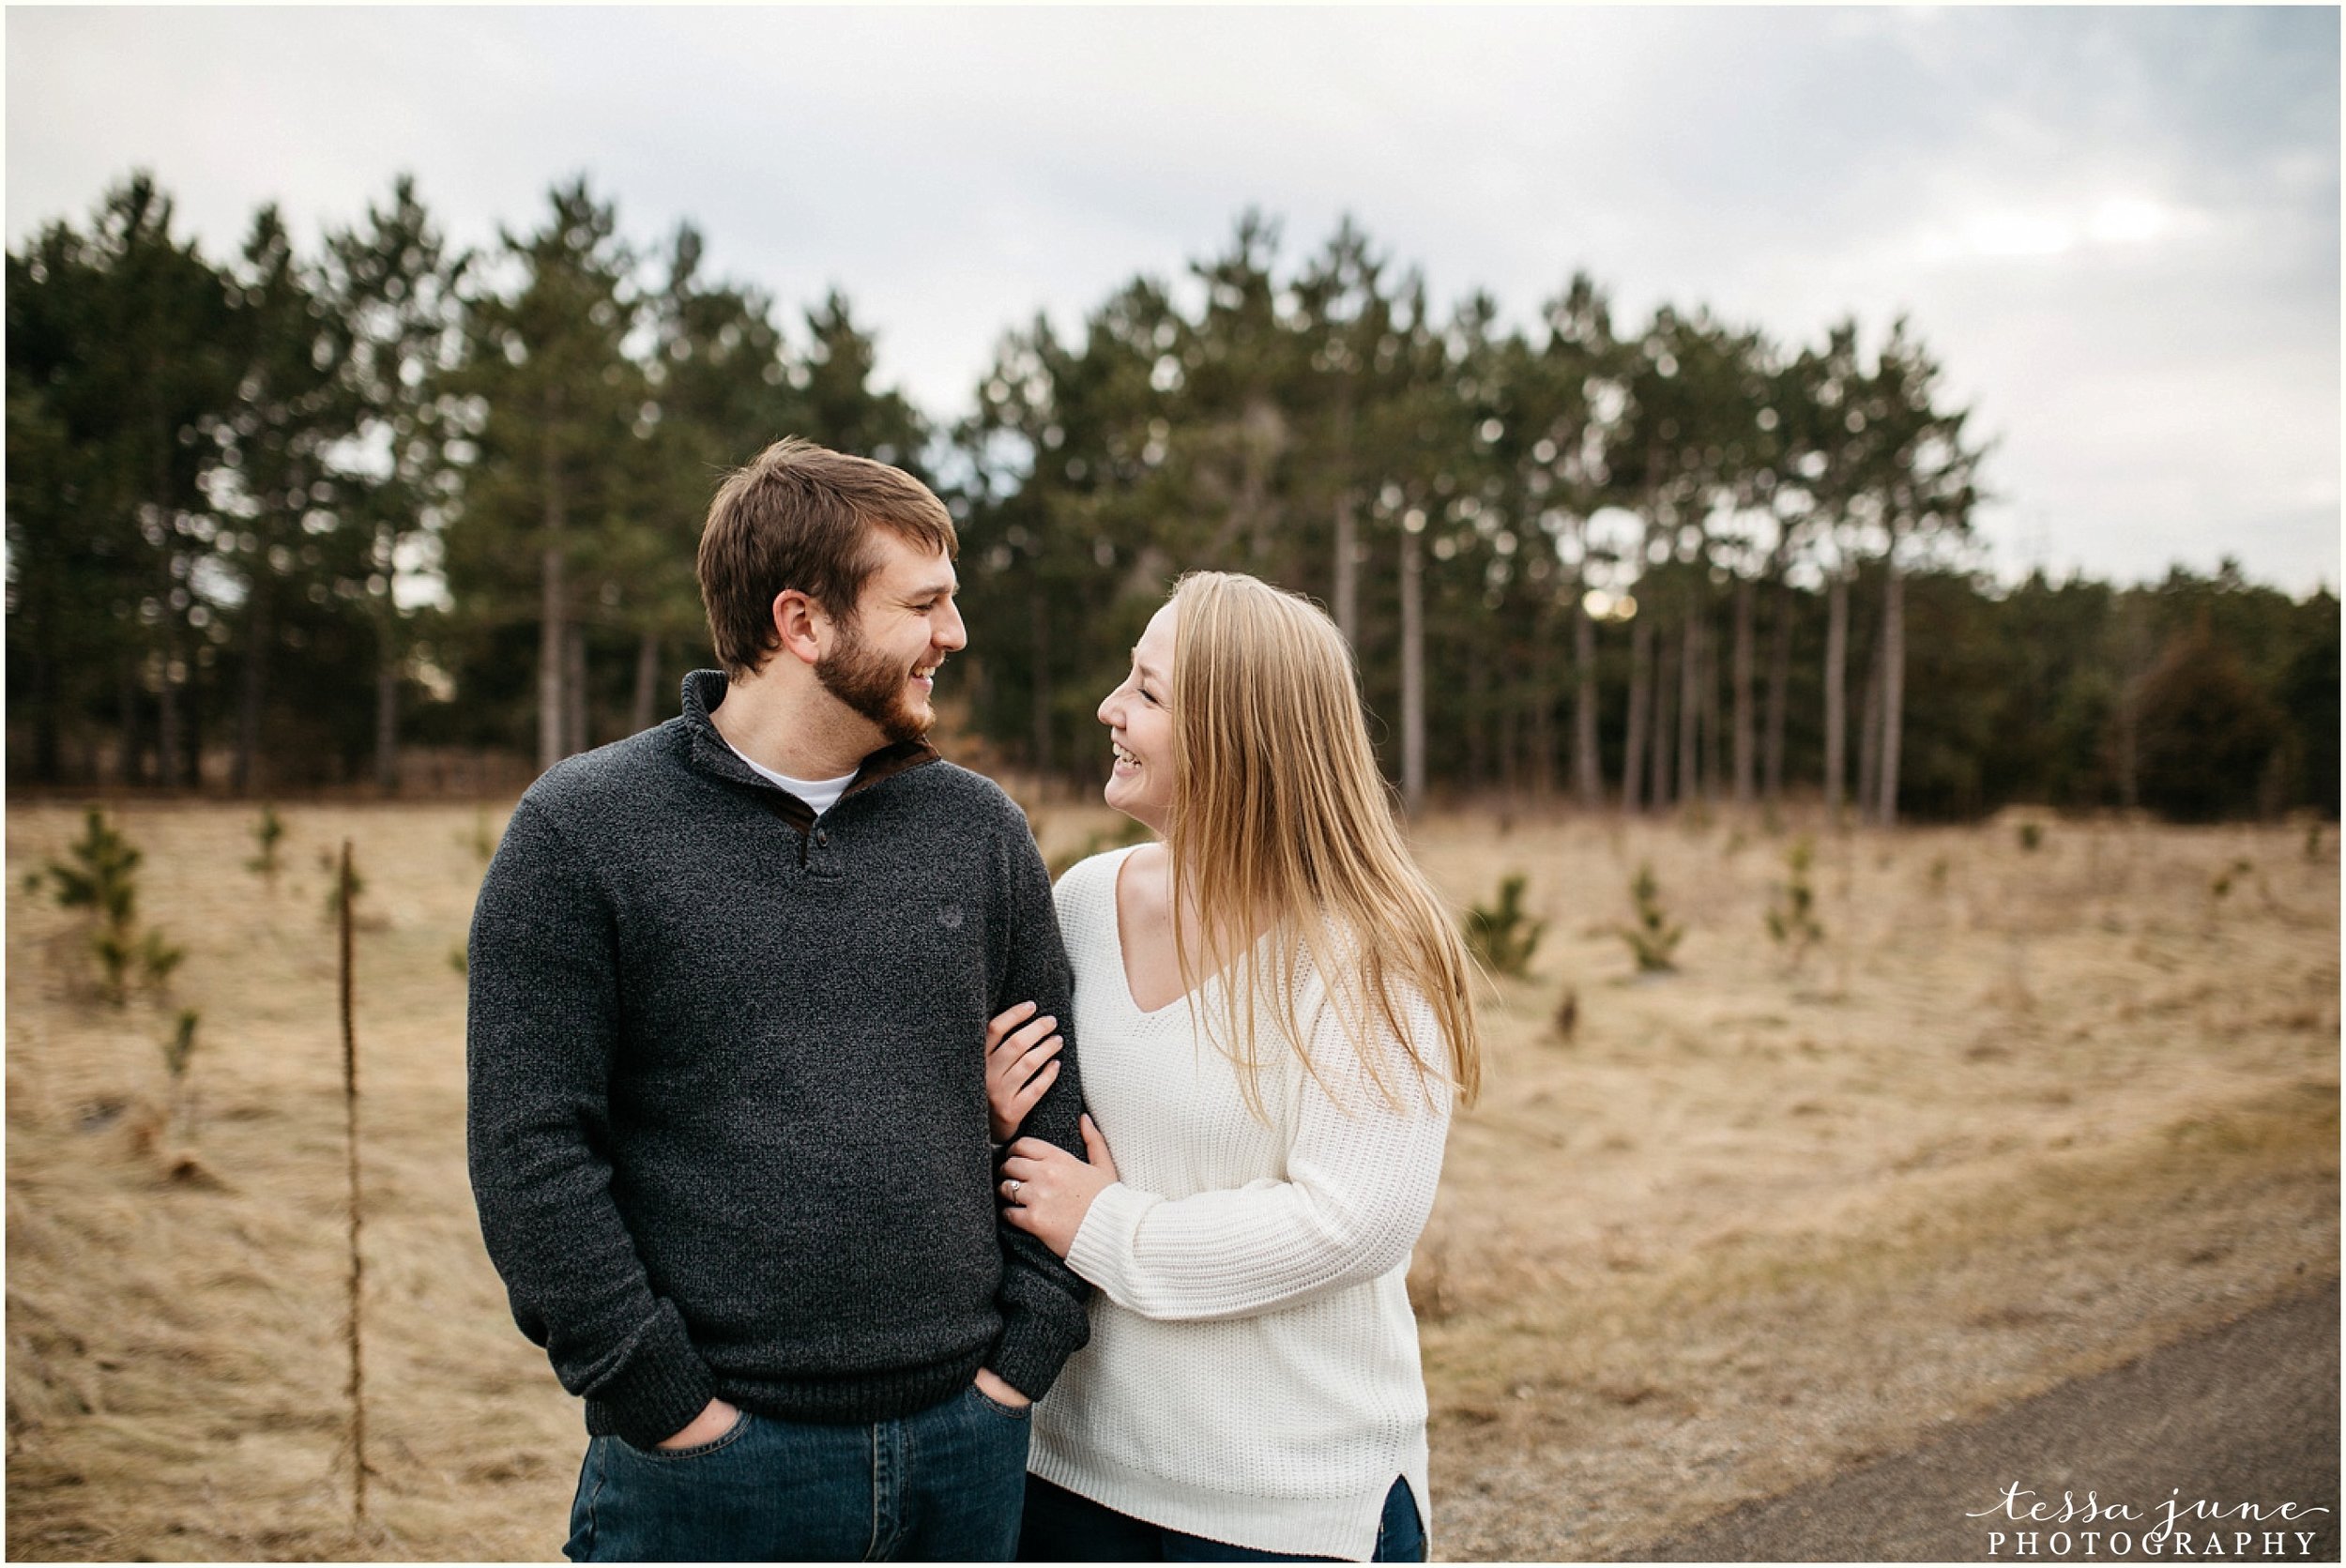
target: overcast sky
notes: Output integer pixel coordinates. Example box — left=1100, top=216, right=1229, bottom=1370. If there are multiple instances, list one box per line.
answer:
left=8, top=5, right=2338, bottom=596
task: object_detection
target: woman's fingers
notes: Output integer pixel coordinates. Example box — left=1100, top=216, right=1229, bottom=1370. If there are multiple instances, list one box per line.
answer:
left=986, top=1006, right=1047, bottom=1055
left=992, top=1015, right=1059, bottom=1065
left=1012, top=1030, right=1063, bottom=1070
left=1012, top=1059, right=1060, bottom=1116
left=1078, top=1113, right=1119, bottom=1180
left=984, top=1000, right=1039, bottom=1049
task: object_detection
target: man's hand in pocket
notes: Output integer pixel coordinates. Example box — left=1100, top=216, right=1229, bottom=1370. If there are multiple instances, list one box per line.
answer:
left=972, top=1368, right=1030, bottom=1409
left=657, top=1396, right=740, bottom=1449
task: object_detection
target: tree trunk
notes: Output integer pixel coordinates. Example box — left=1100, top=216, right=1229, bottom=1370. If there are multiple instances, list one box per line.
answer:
left=1763, top=573, right=1791, bottom=803
left=1732, top=576, right=1756, bottom=806
left=1858, top=629, right=1884, bottom=827
left=1652, top=622, right=1678, bottom=811
left=375, top=633, right=401, bottom=795
left=1878, top=546, right=1907, bottom=829
left=2115, top=679, right=2140, bottom=813
left=1676, top=611, right=1700, bottom=807
left=631, top=632, right=663, bottom=735
left=157, top=642, right=182, bottom=791
left=1622, top=609, right=1651, bottom=812
left=183, top=679, right=204, bottom=792
left=1574, top=590, right=1603, bottom=808
left=32, top=647, right=61, bottom=785
left=1824, top=566, right=1850, bottom=819
left=1498, top=665, right=1521, bottom=799
left=117, top=662, right=144, bottom=786
left=1333, top=488, right=1359, bottom=649
left=1530, top=612, right=1556, bottom=799
left=2112, top=597, right=2150, bottom=811
left=1466, top=635, right=1488, bottom=795
left=538, top=432, right=569, bottom=773
left=1399, top=521, right=1426, bottom=815
left=235, top=590, right=267, bottom=796
left=1701, top=608, right=1725, bottom=805
left=564, top=625, right=589, bottom=757
left=1030, top=588, right=1054, bottom=786
left=1714, top=619, right=1730, bottom=802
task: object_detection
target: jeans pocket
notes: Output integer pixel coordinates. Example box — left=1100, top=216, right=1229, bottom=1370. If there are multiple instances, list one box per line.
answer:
left=966, top=1382, right=1033, bottom=1421
left=622, top=1406, right=754, bottom=1461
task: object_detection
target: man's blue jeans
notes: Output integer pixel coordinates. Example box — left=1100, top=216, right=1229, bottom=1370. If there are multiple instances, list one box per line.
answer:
left=564, top=1384, right=1033, bottom=1561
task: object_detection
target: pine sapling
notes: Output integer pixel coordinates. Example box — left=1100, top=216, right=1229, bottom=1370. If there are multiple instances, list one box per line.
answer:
left=38, top=809, right=144, bottom=1004
left=1465, top=874, right=1546, bottom=978
left=247, top=805, right=287, bottom=890
left=160, top=1008, right=201, bottom=1141
left=139, top=929, right=185, bottom=992
left=1615, top=861, right=1684, bottom=973
left=464, top=809, right=497, bottom=867
left=1765, top=836, right=1825, bottom=970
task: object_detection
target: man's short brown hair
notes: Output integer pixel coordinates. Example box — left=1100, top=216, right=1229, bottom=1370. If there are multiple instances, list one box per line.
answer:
left=697, top=437, right=958, bottom=677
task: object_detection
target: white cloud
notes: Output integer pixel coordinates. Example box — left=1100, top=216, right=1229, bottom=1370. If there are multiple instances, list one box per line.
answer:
left=5, top=5, right=2335, bottom=594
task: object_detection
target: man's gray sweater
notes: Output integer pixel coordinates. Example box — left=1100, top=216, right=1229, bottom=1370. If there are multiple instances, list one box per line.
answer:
left=465, top=670, right=1089, bottom=1449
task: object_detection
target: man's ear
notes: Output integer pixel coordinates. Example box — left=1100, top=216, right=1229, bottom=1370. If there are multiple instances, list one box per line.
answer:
left=770, top=589, right=828, bottom=667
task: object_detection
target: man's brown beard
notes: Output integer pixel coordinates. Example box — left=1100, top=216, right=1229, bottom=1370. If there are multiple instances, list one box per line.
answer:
left=815, top=617, right=932, bottom=745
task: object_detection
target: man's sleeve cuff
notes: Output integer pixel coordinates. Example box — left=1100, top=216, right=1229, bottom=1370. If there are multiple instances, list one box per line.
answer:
left=581, top=1300, right=718, bottom=1449
left=986, top=1312, right=1080, bottom=1404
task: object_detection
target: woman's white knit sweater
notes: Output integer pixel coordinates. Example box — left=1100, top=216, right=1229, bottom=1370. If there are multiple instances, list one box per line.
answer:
left=1030, top=847, right=1452, bottom=1561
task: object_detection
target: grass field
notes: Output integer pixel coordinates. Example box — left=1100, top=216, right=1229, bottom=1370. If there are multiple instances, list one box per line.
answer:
left=6, top=796, right=2337, bottom=1560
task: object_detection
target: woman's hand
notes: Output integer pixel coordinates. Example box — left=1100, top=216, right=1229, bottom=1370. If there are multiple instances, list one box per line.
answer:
left=999, top=1114, right=1119, bottom=1258
left=984, top=1001, right=1064, bottom=1142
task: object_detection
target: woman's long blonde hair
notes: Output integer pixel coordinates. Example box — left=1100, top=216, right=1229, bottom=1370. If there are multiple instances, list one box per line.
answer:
left=1163, top=571, right=1483, bottom=1118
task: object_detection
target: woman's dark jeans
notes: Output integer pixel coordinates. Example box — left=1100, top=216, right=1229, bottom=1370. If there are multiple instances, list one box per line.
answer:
left=564, top=1384, right=1032, bottom=1561
left=1018, top=1473, right=1426, bottom=1562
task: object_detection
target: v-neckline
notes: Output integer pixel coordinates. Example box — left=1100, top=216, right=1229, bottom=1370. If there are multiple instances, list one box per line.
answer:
left=1111, top=845, right=1196, bottom=1017
left=1109, top=844, right=1278, bottom=1018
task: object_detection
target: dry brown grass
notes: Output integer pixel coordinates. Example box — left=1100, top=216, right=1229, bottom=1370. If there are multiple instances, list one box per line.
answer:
left=6, top=799, right=2337, bottom=1561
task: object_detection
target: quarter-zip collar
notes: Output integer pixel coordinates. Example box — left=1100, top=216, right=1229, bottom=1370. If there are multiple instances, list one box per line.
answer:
left=679, top=668, right=940, bottom=834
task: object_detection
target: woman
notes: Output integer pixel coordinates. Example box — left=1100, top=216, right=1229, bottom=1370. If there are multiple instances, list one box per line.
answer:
left=985, top=571, right=1484, bottom=1562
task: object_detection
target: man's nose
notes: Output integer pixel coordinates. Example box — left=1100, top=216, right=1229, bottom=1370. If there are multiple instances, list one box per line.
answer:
left=936, top=600, right=968, bottom=652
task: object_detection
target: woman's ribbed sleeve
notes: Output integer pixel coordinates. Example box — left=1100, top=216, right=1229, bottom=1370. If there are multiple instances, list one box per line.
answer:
left=1063, top=979, right=1452, bottom=1322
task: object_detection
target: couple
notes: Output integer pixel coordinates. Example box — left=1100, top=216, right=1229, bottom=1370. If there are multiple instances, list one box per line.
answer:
left=466, top=438, right=1483, bottom=1562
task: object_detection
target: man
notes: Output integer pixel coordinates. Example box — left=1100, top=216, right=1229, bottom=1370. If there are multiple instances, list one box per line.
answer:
left=466, top=437, right=1089, bottom=1561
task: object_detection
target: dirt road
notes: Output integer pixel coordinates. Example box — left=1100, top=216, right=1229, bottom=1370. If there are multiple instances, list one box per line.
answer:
left=1634, top=1276, right=2340, bottom=1562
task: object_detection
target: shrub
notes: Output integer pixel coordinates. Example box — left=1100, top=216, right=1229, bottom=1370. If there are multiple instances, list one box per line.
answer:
left=161, top=1008, right=201, bottom=1140
left=34, top=809, right=166, bottom=1004
left=1615, top=861, right=1683, bottom=973
left=246, top=805, right=287, bottom=888
left=1764, top=837, right=1825, bottom=968
left=1465, top=874, right=1546, bottom=978
left=464, top=809, right=497, bottom=866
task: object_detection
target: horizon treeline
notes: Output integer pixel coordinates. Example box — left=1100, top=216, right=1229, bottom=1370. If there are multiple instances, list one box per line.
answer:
left=7, top=173, right=2338, bottom=823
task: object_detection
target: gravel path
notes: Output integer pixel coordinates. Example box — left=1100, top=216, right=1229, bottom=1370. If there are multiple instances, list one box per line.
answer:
left=1630, top=1277, right=2340, bottom=1562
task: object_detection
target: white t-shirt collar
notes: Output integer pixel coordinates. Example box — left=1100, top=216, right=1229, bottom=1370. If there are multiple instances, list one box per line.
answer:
left=724, top=738, right=857, bottom=817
